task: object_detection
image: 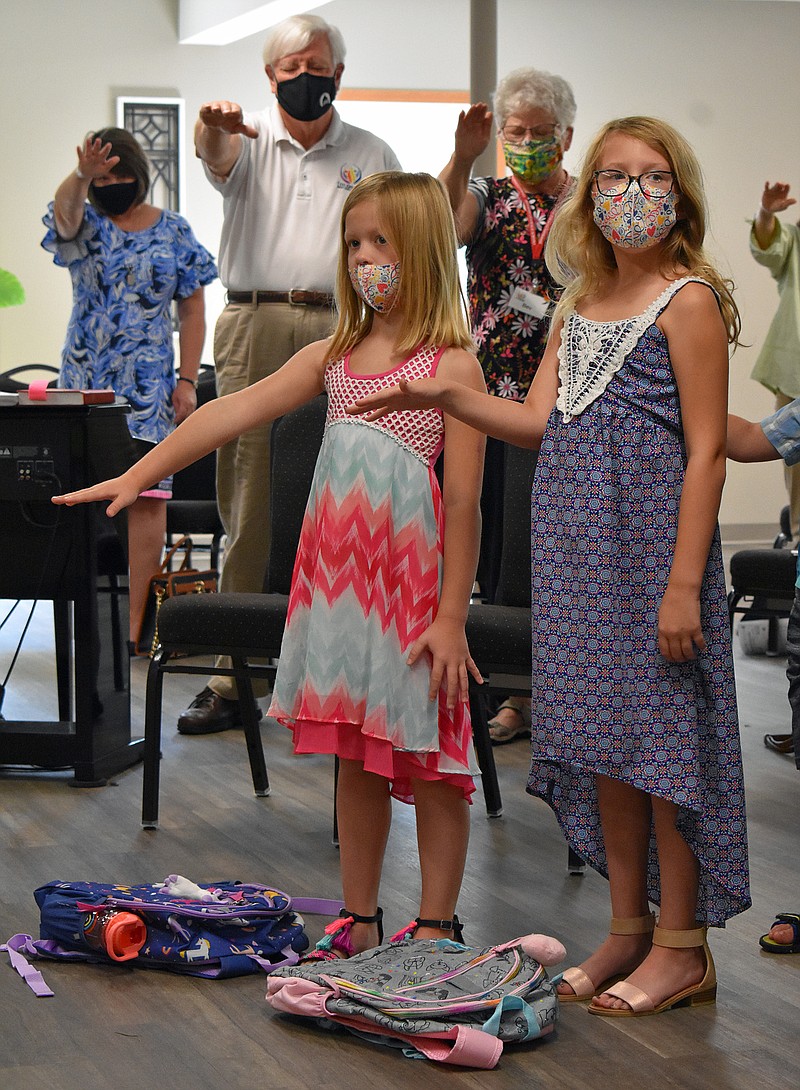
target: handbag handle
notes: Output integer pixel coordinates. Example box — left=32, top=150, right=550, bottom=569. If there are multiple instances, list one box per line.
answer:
left=159, top=535, right=193, bottom=574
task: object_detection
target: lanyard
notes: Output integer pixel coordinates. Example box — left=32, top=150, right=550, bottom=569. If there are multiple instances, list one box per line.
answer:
left=510, top=172, right=571, bottom=262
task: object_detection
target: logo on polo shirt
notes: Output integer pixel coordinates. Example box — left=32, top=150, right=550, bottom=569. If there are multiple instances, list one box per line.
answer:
left=338, top=164, right=363, bottom=190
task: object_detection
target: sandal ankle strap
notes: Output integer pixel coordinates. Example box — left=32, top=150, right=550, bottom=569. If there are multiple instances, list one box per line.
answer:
left=340, top=907, right=383, bottom=926
left=652, top=925, right=706, bottom=949
left=610, top=912, right=656, bottom=935
left=416, top=914, right=464, bottom=942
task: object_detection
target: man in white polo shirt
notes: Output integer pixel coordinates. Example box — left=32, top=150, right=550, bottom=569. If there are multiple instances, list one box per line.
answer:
left=179, top=13, right=400, bottom=734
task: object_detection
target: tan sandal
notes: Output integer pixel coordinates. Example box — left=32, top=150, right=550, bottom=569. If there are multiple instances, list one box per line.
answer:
left=557, top=912, right=655, bottom=1003
left=587, top=925, right=716, bottom=1017
left=488, top=698, right=531, bottom=744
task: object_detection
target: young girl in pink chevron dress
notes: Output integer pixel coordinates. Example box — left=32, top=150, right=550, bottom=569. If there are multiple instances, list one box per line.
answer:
left=54, top=171, right=487, bottom=960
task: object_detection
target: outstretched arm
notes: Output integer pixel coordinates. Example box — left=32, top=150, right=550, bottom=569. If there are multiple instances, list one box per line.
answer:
left=195, top=101, right=259, bottom=179
left=348, top=321, right=562, bottom=449
left=727, top=414, right=781, bottom=462
left=438, top=103, right=494, bottom=244
left=405, top=349, right=486, bottom=709
left=53, top=340, right=330, bottom=515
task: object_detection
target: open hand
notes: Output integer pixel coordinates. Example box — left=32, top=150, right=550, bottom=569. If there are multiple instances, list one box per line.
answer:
left=199, top=101, right=258, bottom=139
left=52, top=476, right=140, bottom=517
left=347, top=376, right=446, bottom=422
left=454, top=103, right=494, bottom=162
left=407, top=618, right=483, bottom=711
left=760, top=182, right=796, bottom=216
left=76, top=137, right=120, bottom=179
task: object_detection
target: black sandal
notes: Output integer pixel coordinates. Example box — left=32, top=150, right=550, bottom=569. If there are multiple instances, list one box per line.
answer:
left=303, top=907, right=384, bottom=962
left=390, top=914, right=464, bottom=944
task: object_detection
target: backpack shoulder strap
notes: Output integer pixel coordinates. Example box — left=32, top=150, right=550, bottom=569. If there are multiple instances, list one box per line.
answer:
left=2, top=935, right=55, bottom=997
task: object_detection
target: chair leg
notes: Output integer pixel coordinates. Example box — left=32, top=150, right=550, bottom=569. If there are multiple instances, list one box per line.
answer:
left=332, top=755, right=339, bottom=848
left=233, top=657, right=270, bottom=797
left=567, top=846, right=585, bottom=875
left=108, top=573, right=124, bottom=692
left=142, top=650, right=167, bottom=828
left=469, top=680, right=503, bottom=818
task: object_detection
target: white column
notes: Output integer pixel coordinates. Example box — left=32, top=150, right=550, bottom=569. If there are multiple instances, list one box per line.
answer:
left=470, top=0, right=498, bottom=178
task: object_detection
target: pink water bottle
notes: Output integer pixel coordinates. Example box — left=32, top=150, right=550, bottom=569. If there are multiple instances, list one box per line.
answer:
left=83, top=908, right=146, bottom=962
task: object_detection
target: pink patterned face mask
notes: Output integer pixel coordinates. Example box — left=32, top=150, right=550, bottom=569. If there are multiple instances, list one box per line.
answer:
left=592, top=184, right=677, bottom=250
left=349, top=261, right=400, bottom=313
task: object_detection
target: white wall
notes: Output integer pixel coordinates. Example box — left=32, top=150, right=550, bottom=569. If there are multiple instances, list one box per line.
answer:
left=2, top=0, right=799, bottom=533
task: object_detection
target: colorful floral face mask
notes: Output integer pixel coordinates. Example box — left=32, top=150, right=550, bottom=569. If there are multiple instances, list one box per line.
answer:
left=503, top=136, right=563, bottom=185
left=592, top=184, right=678, bottom=249
left=349, top=261, right=400, bottom=313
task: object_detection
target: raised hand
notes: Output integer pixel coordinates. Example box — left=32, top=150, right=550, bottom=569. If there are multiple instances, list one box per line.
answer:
left=347, top=377, right=446, bottom=422
left=760, top=182, right=796, bottom=216
left=198, top=101, right=259, bottom=140
left=52, top=476, right=141, bottom=517
left=454, top=103, right=494, bottom=163
left=76, top=137, right=120, bottom=179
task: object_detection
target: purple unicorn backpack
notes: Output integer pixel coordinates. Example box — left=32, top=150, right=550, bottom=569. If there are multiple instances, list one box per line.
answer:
left=3, top=876, right=342, bottom=996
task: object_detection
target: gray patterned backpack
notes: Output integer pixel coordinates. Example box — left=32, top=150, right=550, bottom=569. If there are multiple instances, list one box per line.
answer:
left=266, top=932, right=564, bottom=1069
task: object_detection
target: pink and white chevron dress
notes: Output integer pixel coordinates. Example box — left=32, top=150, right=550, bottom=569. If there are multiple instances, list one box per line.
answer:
left=268, top=344, right=477, bottom=804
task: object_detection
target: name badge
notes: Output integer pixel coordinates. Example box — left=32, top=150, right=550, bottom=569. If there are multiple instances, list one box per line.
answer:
left=508, top=287, right=550, bottom=319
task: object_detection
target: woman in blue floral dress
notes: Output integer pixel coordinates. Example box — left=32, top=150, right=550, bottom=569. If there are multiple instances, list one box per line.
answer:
left=43, top=128, right=217, bottom=645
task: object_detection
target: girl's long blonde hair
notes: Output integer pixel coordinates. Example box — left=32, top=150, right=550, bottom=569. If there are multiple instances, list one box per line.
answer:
left=328, top=171, right=473, bottom=361
left=546, top=116, right=740, bottom=345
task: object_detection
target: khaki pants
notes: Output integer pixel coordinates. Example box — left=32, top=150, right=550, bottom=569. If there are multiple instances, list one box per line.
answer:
left=209, top=300, right=335, bottom=701
left=776, top=392, right=800, bottom=537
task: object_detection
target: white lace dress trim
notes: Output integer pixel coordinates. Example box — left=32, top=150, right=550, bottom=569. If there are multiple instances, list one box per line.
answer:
left=555, top=276, right=710, bottom=423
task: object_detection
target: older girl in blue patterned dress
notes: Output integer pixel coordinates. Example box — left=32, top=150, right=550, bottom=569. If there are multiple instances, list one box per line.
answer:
left=352, top=117, right=751, bottom=1016
left=43, top=129, right=217, bottom=645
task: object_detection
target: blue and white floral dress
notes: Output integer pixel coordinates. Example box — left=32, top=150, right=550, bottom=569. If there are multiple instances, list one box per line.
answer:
left=42, top=204, right=217, bottom=480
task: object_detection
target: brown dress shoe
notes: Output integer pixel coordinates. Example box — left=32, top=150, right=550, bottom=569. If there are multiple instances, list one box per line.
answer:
left=177, top=687, right=262, bottom=735
left=764, top=733, right=795, bottom=755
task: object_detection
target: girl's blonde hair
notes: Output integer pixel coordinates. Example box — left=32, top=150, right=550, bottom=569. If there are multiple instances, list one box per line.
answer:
left=546, top=116, right=740, bottom=345
left=328, top=171, right=473, bottom=361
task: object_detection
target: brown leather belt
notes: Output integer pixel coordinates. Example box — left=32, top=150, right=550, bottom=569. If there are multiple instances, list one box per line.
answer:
left=226, top=290, right=334, bottom=307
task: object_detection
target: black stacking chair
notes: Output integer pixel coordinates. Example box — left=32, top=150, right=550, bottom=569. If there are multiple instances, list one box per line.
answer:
left=166, top=366, right=224, bottom=569
left=465, top=442, right=584, bottom=871
left=727, top=514, right=797, bottom=653
left=141, top=395, right=502, bottom=829
left=141, top=395, right=328, bottom=827
left=0, top=363, right=59, bottom=391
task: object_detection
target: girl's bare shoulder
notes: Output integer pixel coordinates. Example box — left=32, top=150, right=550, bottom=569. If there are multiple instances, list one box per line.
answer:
left=437, top=346, right=486, bottom=391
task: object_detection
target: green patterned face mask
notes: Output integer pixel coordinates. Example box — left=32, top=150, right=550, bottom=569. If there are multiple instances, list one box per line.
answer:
left=503, top=136, right=563, bottom=185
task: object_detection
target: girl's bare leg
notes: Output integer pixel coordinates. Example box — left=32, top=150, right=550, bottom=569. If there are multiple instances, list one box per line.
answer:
left=593, top=794, right=706, bottom=1011
left=558, top=774, right=653, bottom=996
left=127, top=496, right=166, bottom=642
left=412, top=778, right=470, bottom=939
left=336, top=758, right=392, bottom=952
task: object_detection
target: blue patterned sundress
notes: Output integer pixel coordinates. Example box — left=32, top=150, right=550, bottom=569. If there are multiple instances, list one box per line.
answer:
left=42, top=203, right=217, bottom=445
left=527, top=278, right=751, bottom=926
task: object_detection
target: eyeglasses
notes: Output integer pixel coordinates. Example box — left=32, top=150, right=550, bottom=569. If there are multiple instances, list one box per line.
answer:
left=593, top=170, right=675, bottom=199
left=501, top=124, right=560, bottom=145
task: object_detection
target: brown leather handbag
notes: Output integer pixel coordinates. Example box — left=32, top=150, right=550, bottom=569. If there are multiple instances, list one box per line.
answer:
left=134, top=536, right=218, bottom=657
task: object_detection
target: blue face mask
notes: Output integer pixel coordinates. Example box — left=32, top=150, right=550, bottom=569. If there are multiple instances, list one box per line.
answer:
left=276, top=72, right=337, bottom=121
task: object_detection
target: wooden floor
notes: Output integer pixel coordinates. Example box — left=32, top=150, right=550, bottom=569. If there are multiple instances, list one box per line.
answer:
left=0, top=596, right=799, bottom=1090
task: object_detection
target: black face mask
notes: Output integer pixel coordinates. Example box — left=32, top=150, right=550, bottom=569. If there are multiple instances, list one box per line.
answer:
left=91, top=180, right=139, bottom=216
left=275, top=71, right=337, bottom=122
